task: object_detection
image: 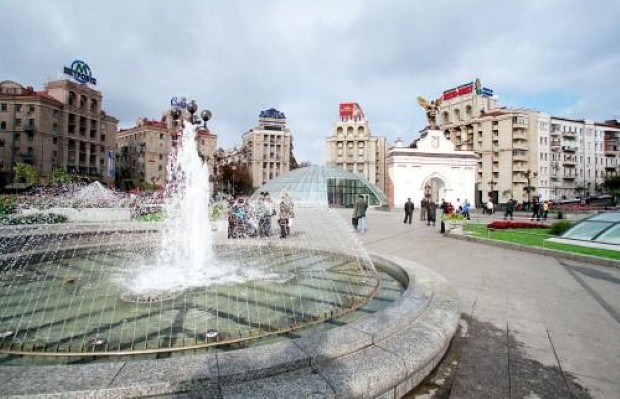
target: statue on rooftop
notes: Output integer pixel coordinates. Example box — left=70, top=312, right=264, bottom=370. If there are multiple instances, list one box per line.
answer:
left=417, top=96, right=442, bottom=130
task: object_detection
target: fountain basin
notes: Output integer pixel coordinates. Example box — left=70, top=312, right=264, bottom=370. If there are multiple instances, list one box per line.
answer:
left=0, top=251, right=459, bottom=398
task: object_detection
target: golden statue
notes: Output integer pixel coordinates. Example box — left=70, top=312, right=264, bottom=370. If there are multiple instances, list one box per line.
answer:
left=417, top=96, right=442, bottom=130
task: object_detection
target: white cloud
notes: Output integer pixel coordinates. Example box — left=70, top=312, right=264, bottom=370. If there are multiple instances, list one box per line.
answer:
left=1, top=0, right=619, bottom=163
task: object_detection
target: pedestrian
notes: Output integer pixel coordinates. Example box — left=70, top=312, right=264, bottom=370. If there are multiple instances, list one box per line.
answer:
left=354, top=195, right=368, bottom=233
left=462, top=199, right=471, bottom=220
left=542, top=200, right=550, bottom=220
left=420, top=197, right=428, bottom=221
left=486, top=199, right=494, bottom=215
left=504, top=198, right=515, bottom=220
left=426, top=199, right=437, bottom=226
left=278, top=190, right=294, bottom=238
left=531, top=198, right=540, bottom=221
left=403, top=198, right=414, bottom=224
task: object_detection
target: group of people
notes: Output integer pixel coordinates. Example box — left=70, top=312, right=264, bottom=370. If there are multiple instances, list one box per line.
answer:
left=410, top=197, right=471, bottom=227
left=227, top=191, right=295, bottom=239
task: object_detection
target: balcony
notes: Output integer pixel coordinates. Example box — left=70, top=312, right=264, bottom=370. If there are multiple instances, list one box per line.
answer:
left=24, top=124, right=35, bottom=133
left=20, top=153, right=35, bottom=163
left=562, top=131, right=576, bottom=138
left=604, top=143, right=618, bottom=156
left=513, top=142, right=529, bottom=150
left=562, top=159, right=577, bottom=166
left=562, top=145, right=577, bottom=152
left=512, top=131, right=528, bottom=140
left=512, top=164, right=528, bottom=172
left=563, top=175, right=576, bottom=180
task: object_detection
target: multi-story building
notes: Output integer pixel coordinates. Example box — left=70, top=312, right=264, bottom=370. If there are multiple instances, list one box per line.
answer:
left=438, top=80, right=543, bottom=205
left=325, top=103, right=388, bottom=193
left=601, top=120, right=620, bottom=180
left=0, top=79, right=118, bottom=187
left=116, top=115, right=217, bottom=188
left=438, top=79, right=620, bottom=204
left=548, top=117, right=620, bottom=199
left=242, top=108, right=292, bottom=188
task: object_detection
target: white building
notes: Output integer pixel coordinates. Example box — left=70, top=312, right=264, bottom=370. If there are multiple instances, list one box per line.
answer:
left=387, top=129, right=477, bottom=209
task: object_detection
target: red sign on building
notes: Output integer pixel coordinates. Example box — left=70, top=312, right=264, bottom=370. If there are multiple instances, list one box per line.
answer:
left=339, top=103, right=354, bottom=118
left=339, top=103, right=365, bottom=120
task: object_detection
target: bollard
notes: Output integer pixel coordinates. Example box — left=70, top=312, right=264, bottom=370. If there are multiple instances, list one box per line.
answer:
left=440, top=221, right=446, bottom=234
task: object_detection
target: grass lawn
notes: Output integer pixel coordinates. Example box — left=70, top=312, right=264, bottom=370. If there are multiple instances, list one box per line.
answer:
left=463, top=223, right=620, bottom=261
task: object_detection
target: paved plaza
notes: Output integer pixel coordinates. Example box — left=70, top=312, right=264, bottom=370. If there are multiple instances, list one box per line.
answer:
left=353, top=208, right=619, bottom=399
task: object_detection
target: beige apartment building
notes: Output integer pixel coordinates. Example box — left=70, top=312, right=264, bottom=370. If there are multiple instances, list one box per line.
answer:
left=325, top=103, right=388, bottom=193
left=116, top=116, right=217, bottom=188
left=242, top=109, right=292, bottom=188
left=438, top=79, right=620, bottom=204
left=0, top=79, right=118, bottom=187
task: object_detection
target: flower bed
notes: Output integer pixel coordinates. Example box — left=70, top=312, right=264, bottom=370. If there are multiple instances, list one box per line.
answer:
left=487, top=220, right=550, bottom=229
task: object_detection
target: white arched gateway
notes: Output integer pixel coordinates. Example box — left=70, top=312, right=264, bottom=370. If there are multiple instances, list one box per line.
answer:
left=387, top=129, right=477, bottom=209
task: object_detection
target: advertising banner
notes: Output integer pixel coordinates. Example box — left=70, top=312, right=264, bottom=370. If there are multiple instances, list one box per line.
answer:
left=107, top=150, right=115, bottom=177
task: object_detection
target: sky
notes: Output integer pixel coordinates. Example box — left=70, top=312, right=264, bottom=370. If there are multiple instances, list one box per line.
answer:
left=1, top=0, right=619, bottom=164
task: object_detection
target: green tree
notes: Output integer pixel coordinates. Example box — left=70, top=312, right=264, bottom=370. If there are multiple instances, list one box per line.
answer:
left=13, top=162, right=38, bottom=184
left=603, top=176, right=620, bottom=194
left=50, top=169, right=73, bottom=185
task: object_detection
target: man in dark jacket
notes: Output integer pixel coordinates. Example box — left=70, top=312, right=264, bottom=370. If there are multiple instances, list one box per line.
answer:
left=404, top=198, right=414, bottom=224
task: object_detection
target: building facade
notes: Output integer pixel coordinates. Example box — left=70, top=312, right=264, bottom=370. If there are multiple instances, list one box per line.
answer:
left=242, top=109, right=292, bottom=188
left=325, top=103, right=388, bottom=193
left=437, top=79, right=620, bottom=205
left=116, top=116, right=217, bottom=189
left=388, top=130, right=477, bottom=210
left=547, top=117, right=620, bottom=200
left=0, top=79, right=118, bottom=186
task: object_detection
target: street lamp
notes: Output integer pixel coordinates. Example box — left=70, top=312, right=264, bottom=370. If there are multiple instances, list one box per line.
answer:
left=231, top=164, right=237, bottom=197
left=170, top=99, right=211, bottom=129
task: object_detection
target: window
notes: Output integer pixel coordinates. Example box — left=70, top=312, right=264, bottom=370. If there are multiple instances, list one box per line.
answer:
left=0, top=103, right=7, bottom=112
left=15, top=104, right=22, bottom=112
left=27, top=133, right=33, bottom=142
left=27, top=104, right=35, bottom=113
left=15, top=118, right=22, bottom=126
left=0, top=121, right=5, bottom=130
left=53, top=109, right=59, bottom=118
left=53, top=137, right=57, bottom=145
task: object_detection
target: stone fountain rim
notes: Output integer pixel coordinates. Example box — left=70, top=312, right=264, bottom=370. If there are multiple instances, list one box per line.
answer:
left=0, top=252, right=460, bottom=398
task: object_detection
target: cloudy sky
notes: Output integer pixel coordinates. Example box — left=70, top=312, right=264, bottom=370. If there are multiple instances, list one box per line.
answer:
left=1, top=0, right=619, bottom=163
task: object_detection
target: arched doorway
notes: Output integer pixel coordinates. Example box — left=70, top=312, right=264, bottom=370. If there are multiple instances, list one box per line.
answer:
left=422, top=176, right=447, bottom=203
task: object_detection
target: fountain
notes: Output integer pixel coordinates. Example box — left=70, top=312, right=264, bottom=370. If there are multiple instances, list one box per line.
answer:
left=0, top=100, right=459, bottom=397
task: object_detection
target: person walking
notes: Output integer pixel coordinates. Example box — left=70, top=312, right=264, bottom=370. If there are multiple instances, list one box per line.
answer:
left=541, top=200, right=550, bottom=220
left=504, top=198, right=515, bottom=220
left=403, top=198, right=414, bottom=224
left=354, top=195, right=368, bottom=233
left=462, top=199, right=471, bottom=220
left=531, top=198, right=540, bottom=221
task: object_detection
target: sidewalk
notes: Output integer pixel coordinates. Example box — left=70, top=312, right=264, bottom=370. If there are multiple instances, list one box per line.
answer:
left=349, top=208, right=619, bottom=398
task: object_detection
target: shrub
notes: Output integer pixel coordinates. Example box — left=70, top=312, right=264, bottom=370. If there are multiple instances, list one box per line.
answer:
left=210, top=203, right=225, bottom=222
left=136, top=212, right=164, bottom=222
left=0, top=213, right=69, bottom=225
left=487, top=220, right=550, bottom=229
left=549, top=220, right=574, bottom=236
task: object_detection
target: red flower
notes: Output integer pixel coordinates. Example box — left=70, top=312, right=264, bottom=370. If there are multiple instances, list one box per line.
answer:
left=487, top=220, right=550, bottom=229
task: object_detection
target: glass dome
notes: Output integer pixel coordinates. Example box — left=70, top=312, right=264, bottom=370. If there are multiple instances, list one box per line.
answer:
left=559, top=212, right=620, bottom=246
left=249, top=165, right=387, bottom=207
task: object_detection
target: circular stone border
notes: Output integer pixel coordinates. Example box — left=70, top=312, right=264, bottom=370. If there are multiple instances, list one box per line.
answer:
left=0, top=253, right=460, bottom=398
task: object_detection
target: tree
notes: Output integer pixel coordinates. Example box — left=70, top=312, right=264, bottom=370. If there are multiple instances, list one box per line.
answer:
left=603, top=176, right=620, bottom=194
left=50, top=169, right=73, bottom=186
left=13, top=162, right=38, bottom=184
